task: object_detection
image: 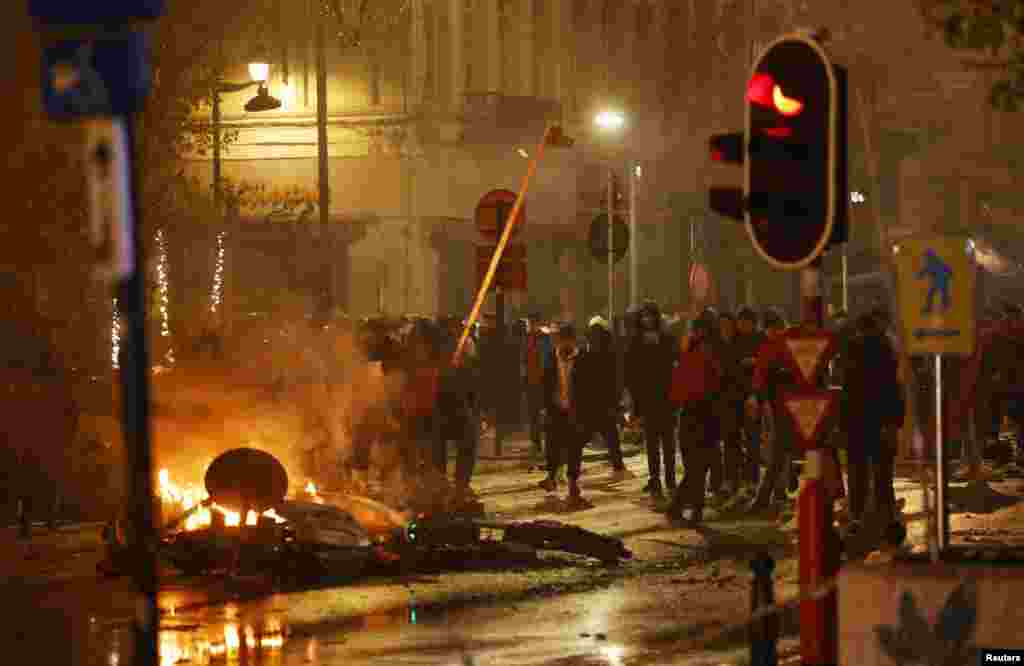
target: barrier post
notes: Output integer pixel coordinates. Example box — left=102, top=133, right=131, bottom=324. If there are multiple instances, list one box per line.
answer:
left=750, top=553, right=779, bottom=666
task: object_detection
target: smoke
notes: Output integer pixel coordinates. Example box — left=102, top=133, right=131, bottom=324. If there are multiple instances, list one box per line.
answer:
left=149, top=320, right=404, bottom=494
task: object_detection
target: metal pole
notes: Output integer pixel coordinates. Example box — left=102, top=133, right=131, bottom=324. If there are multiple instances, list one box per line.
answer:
left=841, top=248, right=848, bottom=313
left=607, top=166, right=614, bottom=324
left=495, top=286, right=505, bottom=457
left=212, top=93, right=222, bottom=217
left=316, top=18, right=331, bottom=316
left=116, top=115, right=159, bottom=666
left=629, top=160, right=638, bottom=310
left=935, top=353, right=948, bottom=557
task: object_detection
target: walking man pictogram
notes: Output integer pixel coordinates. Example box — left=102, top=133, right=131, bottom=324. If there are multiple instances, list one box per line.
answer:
left=916, top=249, right=953, bottom=315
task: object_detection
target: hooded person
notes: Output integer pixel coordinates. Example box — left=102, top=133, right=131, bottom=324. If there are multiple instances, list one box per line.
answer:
left=626, top=300, right=679, bottom=499
left=575, top=317, right=631, bottom=479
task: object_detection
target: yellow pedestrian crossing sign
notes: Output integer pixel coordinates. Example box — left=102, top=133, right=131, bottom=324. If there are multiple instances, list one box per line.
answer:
left=894, top=234, right=976, bottom=355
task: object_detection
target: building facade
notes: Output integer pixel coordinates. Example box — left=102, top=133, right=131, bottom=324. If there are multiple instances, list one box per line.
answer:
left=182, top=0, right=1024, bottom=325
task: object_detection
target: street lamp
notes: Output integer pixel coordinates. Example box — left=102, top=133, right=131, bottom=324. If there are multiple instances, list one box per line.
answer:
left=210, top=55, right=282, bottom=327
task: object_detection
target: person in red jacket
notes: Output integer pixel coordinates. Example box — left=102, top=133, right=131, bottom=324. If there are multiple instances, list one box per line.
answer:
left=664, top=314, right=722, bottom=526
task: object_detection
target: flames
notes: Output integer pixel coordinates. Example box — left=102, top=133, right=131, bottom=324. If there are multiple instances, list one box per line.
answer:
left=157, top=468, right=296, bottom=531
left=305, top=480, right=325, bottom=504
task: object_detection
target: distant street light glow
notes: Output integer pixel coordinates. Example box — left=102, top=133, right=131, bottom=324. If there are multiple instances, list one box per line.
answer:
left=111, top=298, right=121, bottom=370
left=517, top=148, right=529, bottom=159
left=634, top=165, right=642, bottom=178
left=594, top=110, right=626, bottom=131
left=850, top=191, right=866, bottom=204
left=156, top=229, right=175, bottom=365
left=210, top=231, right=226, bottom=314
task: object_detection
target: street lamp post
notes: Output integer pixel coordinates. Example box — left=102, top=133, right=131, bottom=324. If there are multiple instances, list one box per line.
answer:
left=211, top=53, right=281, bottom=332
left=594, top=109, right=626, bottom=325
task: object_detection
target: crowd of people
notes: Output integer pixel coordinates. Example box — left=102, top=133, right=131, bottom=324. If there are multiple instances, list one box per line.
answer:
left=327, top=297, right=1024, bottom=537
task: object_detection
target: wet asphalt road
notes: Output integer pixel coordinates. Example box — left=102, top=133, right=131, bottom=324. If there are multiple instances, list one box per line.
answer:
left=9, top=441, right=1024, bottom=665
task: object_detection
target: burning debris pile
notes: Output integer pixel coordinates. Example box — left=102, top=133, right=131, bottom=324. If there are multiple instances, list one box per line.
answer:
left=97, top=447, right=631, bottom=581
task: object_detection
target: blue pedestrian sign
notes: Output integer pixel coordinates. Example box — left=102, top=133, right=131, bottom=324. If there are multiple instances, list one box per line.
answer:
left=895, top=235, right=976, bottom=356
left=917, top=249, right=953, bottom=315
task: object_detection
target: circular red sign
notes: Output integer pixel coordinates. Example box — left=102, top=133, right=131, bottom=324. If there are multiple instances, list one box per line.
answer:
left=689, top=263, right=711, bottom=301
left=475, top=189, right=524, bottom=240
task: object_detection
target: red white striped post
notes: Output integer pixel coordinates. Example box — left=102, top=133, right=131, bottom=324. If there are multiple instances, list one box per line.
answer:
left=799, top=258, right=839, bottom=665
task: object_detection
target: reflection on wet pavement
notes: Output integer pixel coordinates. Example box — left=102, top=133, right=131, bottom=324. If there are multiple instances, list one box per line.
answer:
left=155, top=618, right=287, bottom=665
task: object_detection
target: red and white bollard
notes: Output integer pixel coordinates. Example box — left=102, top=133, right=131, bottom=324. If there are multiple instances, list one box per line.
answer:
left=798, top=261, right=839, bottom=665
left=799, top=450, right=839, bottom=664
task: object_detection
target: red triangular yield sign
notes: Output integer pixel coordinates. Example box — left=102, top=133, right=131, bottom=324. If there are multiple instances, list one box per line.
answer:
left=782, top=393, right=835, bottom=449
left=784, top=336, right=832, bottom=385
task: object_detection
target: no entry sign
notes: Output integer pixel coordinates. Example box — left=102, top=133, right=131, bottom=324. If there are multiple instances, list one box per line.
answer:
left=475, top=189, right=523, bottom=241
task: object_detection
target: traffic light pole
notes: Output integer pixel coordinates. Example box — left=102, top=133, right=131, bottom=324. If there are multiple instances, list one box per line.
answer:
left=798, top=257, right=839, bottom=666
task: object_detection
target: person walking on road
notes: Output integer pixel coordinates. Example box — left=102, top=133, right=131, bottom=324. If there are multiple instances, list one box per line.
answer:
left=841, top=310, right=903, bottom=535
left=734, top=306, right=765, bottom=488
left=577, top=317, right=632, bottom=481
left=744, top=309, right=797, bottom=514
left=626, top=301, right=678, bottom=500
left=524, top=315, right=551, bottom=462
left=539, top=324, right=589, bottom=507
left=665, top=314, right=722, bottom=526
left=434, top=317, right=482, bottom=510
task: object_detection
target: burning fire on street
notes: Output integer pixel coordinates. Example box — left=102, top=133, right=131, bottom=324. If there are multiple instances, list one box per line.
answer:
left=158, top=468, right=321, bottom=531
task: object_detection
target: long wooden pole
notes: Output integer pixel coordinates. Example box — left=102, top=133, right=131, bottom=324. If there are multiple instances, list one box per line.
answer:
left=454, top=126, right=552, bottom=364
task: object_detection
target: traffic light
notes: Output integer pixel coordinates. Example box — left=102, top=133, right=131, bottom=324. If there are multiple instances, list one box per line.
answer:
left=709, top=132, right=745, bottom=221
left=744, top=33, right=847, bottom=269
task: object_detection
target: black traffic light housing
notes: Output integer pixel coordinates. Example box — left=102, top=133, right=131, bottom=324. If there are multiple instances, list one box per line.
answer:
left=743, top=33, right=847, bottom=269
left=708, top=133, right=745, bottom=222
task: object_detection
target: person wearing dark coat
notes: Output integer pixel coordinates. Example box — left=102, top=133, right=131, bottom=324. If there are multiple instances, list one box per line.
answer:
left=841, top=311, right=903, bottom=531
left=576, top=319, right=630, bottom=478
left=626, top=301, right=678, bottom=499
left=432, top=319, right=481, bottom=506
left=714, top=311, right=746, bottom=497
left=539, top=323, right=588, bottom=506
left=733, top=306, right=765, bottom=486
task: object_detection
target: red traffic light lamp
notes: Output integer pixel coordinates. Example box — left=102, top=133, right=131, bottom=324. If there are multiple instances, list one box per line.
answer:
left=747, top=72, right=805, bottom=117
left=744, top=33, right=846, bottom=270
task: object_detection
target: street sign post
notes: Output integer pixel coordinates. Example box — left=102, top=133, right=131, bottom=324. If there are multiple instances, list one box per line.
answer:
left=894, top=234, right=976, bottom=357
left=589, top=213, right=629, bottom=263
left=28, top=4, right=165, bottom=666
left=894, top=234, right=976, bottom=558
